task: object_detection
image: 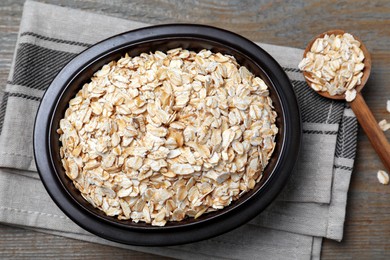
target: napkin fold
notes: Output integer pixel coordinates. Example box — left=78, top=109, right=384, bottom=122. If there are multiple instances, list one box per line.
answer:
left=0, top=1, right=358, bottom=259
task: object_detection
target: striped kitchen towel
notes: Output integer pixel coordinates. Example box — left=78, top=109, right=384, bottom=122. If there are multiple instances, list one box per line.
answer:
left=0, top=1, right=358, bottom=259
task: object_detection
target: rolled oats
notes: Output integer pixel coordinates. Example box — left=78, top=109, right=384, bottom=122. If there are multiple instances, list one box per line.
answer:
left=378, top=119, right=390, bottom=132
left=59, top=48, right=278, bottom=226
left=298, top=33, right=365, bottom=102
left=345, top=89, right=357, bottom=102
left=377, top=170, right=389, bottom=185
left=387, top=100, right=390, bottom=113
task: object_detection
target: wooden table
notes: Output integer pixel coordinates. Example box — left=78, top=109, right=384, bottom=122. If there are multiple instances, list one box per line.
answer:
left=1, top=0, right=389, bottom=258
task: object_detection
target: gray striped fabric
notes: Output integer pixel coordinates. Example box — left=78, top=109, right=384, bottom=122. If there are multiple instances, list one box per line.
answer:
left=0, top=1, right=358, bottom=259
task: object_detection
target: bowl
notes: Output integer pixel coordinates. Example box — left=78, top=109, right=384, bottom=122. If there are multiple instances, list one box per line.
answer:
left=34, top=24, right=301, bottom=246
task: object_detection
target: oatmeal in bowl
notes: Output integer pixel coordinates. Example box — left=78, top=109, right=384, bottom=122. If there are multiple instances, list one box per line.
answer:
left=58, top=48, right=278, bottom=226
left=34, top=24, right=300, bottom=245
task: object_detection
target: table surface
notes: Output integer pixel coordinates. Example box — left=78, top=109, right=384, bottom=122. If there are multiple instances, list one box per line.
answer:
left=1, top=0, right=389, bottom=259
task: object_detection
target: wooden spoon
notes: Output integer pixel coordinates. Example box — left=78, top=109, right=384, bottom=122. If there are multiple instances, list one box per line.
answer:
left=302, top=29, right=390, bottom=172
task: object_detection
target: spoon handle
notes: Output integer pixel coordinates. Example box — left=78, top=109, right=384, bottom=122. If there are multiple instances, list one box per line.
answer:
left=350, top=92, right=390, bottom=172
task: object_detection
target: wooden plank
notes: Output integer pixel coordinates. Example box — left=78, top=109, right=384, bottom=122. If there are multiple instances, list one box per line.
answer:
left=0, top=0, right=389, bottom=259
left=0, top=224, right=170, bottom=259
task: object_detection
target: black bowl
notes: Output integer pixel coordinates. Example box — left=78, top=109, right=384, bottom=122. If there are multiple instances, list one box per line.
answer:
left=34, top=24, right=301, bottom=246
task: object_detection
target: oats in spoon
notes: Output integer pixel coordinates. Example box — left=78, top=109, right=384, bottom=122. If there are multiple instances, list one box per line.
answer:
left=298, top=33, right=365, bottom=102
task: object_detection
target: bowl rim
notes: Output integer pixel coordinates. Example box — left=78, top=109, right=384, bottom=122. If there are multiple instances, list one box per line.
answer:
left=34, top=24, right=301, bottom=246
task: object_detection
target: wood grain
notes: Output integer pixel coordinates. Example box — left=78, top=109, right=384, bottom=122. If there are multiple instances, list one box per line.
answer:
left=0, top=224, right=170, bottom=259
left=0, top=0, right=389, bottom=259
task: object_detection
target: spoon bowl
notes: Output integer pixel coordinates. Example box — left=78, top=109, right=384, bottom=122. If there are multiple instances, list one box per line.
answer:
left=302, top=30, right=390, bottom=172
left=302, top=29, right=371, bottom=100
